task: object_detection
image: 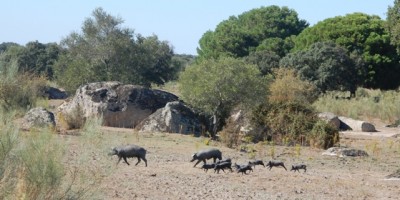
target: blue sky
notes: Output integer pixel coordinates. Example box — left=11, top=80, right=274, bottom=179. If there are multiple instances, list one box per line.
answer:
left=0, top=0, right=394, bottom=55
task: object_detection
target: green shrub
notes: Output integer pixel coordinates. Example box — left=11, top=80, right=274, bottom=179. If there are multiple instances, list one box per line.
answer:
left=0, top=61, right=47, bottom=113
left=308, top=120, right=339, bottom=149
left=0, top=110, right=19, bottom=197
left=0, top=109, right=97, bottom=199
left=252, top=101, right=314, bottom=144
left=18, top=129, right=65, bottom=199
left=251, top=101, right=339, bottom=149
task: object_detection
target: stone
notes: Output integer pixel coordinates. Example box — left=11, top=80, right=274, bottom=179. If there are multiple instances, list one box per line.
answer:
left=43, top=86, right=68, bottom=99
left=21, top=107, right=55, bottom=130
left=137, top=101, right=203, bottom=135
left=56, top=81, right=178, bottom=129
left=338, top=116, right=376, bottom=132
left=318, top=112, right=340, bottom=130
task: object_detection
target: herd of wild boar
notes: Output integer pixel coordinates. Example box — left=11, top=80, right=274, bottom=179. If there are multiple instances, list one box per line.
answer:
left=109, top=144, right=307, bottom=174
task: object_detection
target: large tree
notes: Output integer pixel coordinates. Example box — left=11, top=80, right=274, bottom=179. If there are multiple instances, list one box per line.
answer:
left=179, top=57, right=268, bottom=137
left=54, top=8, right=180, bottom=92
left=387, top=0, right=400, bottom=54
left=293, top=13, right=400, bottom=89
left=280, top=42, right=363, bottom=94
left=0, top=41, right=61, bottom=79
left=243, top=50, right=281, bottom=76
left=197, top=6, right=308, bottom=60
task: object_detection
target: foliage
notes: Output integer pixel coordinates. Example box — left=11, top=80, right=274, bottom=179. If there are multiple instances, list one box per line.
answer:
left=309, top=120, right=339, bottom=149
left=268, top=68, right=318, bottom=104
left=293, top=13, right=400, bottom=89
left=0, top=41, right=62, bottom=80
left=0, top=110, right=19, bottom=185
left=0, top=61, right=47, bottom=112
left=179, top=56, right=268, bottom=137
left=251, top=101, right=338, bottom=149
left=17, top=129, right=65, bottom=199
left=0, top=107, right=105, bottom=199
left=280, top=42, right=363, bottom=94
left=197, top=5, right=308, bottom=60
left=387, top=0, right=400, bottom=54
left=54, top=7, right=179, bottom=93
left=243, top=50, right=281, bottom=76
left=219, top=117, right=242, bottom=148
left=0, top=42, right=19, bottom=53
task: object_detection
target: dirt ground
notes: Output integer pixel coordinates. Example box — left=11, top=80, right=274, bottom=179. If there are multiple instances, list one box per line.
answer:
left=58, top=121, right=400, bottom=200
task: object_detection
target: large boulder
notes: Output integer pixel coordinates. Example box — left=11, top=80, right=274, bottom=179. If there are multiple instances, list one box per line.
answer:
left=21, top=107, right=56, bottom=130
left=318, top=112, right=340, bottom=130
left=57, top=82, right=178, bottom=129
left=338, top=116, right=376, bottom=132
left=137, top=101, right=203, bottom=135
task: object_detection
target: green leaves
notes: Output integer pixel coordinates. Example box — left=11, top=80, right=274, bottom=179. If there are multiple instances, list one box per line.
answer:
left=280, top=42, right=361, bottom=94
left=197, top=6, right=308, bottom=60
left=293, top=13, right=400, bottom=89
left=179, top=56, right=268, bottom=116
left=54, top=8, right=178, bottom=93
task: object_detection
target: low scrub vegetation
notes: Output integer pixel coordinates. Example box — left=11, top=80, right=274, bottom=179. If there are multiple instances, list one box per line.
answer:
left=220, top=68, right=338, bottom=149
left=0, top=62, right=47, bottom=113
left=314, top=88, right=400, bottom=124
left=0, top=109, right=104, bottom=199
left=251, top=101, right=338, bottom=148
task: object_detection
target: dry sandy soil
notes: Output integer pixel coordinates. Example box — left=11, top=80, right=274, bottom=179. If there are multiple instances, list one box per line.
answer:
left=59, top=121, right=400, bottom=200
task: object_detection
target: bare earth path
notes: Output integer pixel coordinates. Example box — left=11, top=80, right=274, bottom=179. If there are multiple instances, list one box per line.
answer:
left=62, top=125, right=400, bottom=200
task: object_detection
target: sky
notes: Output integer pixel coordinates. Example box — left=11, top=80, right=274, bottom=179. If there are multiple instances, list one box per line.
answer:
left=0, top=0, right=395, bottom=55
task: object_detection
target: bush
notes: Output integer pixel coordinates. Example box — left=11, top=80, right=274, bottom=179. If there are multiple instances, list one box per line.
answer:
left=0, top=110, right=19, bottom=197
left=309, top=120, right=339, bottom=149
left=251, top=101, right=339, bottom=148
left=17, top=129, right=65, bottom=199
left=268, top=68, right=318, bottom=104
left=0, top=109, right=97, bottom=199
left=219, top=118, right=242, bottom=148
left=0, top=61, right=47, bottom=112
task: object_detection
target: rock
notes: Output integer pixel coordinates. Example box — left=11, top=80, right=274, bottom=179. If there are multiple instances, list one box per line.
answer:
left=338, top=116, right=376, bottom=132
left=318, top=112, right=340, bottom=130
left=44, top=86, right=68, bottom=99
left=224, top=109, right=267, bottom=142
left=137, top=101, right=203, bottom=135
left=322, top=147, right=369, bottom=157
left=56, top=81, right=178, bottom=129
left=21, top=107, right=56, bottom=130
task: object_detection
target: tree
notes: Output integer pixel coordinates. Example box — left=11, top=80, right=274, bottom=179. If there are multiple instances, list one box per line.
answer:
left=179, top=56, right=268, bottom=137
left=54, top=8, right=179, bottom=92
left=387, top=0, right=400, bottom=54
left=280, top=42, right=363, bottom=94
left=0, top=42, right=19, bottom=53
left=0, top=41, right=60, bottom=79
left=293, top=13, right=400, bottom=89
left=197, top=6, right=308, bottom=60
left=243, top=50, right=281, bottom=76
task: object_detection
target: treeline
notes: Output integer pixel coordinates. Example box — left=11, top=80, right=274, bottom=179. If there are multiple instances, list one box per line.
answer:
left=1, top=3, right=400, bottom=145
left=0, top=8, right=194, bottom=94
